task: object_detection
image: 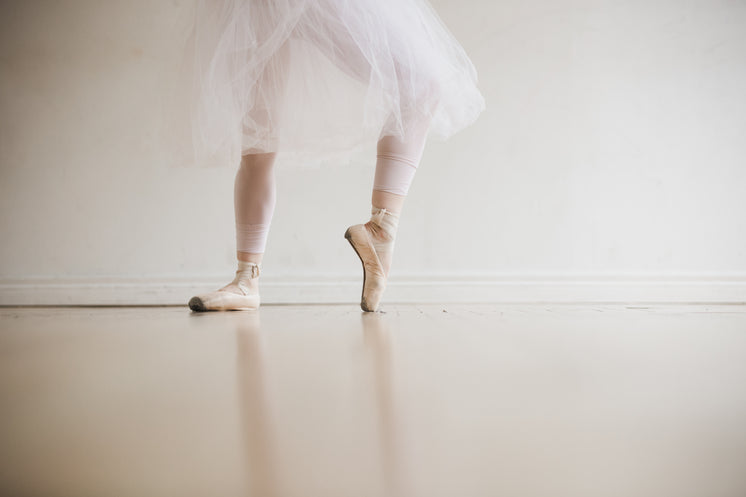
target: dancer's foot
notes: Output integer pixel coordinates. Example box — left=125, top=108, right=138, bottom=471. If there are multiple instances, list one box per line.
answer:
left=344, top=207, right=399, bottom=312
left=188, top=261, right=261, bottom=311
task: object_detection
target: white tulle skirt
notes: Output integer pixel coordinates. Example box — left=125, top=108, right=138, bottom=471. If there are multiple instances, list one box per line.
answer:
left=188, top=0, right=485, bottom=167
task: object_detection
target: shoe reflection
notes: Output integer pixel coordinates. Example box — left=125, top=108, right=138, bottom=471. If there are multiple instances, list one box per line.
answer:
left=362, top=312, right=410, bottom=497
left=234, top=311, right=281, bottom=497
left=229, top=310, right=411, bottom=497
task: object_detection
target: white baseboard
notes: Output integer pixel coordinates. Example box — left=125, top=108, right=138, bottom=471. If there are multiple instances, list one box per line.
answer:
left=1, top=274, right=745, bottom=306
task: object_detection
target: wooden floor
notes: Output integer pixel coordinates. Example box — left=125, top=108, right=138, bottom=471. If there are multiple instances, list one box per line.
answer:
left=1, top=304, right=745, bottom=497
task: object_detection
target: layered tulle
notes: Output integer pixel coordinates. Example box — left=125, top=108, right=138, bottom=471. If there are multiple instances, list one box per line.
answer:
left=188, top=0, right=485, bottom=167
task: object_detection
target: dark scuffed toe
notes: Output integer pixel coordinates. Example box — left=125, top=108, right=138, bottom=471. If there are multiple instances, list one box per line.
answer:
left=188, top=296, right=207, bottom=312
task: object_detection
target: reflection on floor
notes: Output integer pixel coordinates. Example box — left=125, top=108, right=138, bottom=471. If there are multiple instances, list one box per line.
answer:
left=1, top=304, right=745, bottom=497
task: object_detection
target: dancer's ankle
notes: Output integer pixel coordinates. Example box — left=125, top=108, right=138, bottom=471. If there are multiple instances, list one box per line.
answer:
left=368, top=207, right=399, bottom=237
left=220, top=260, right=261, bottom=295
left=365, top=207, right=399, bottom=277
left=237, top=251, right=263, bottom=264
left=371, top=189, right=405, bottom=216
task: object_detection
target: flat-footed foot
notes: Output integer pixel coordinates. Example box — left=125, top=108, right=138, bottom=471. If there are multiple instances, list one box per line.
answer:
left=188, top=261, right=261, bottom=311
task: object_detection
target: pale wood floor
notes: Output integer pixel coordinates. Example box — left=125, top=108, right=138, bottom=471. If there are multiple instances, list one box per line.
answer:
left=1, top=304, right=745, bottom=497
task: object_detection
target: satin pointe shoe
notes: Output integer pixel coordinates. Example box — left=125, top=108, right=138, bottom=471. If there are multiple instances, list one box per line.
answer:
left=344, top=207, right=399, bottom=312
left=188, top=261, right=261, bottom=311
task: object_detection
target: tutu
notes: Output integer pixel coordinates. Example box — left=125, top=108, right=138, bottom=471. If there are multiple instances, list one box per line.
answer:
left=188, top=0, right=485, bottom=168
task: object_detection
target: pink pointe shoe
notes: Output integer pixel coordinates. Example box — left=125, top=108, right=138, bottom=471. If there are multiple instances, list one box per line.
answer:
left=188, top=261, right=261, bottom=311
left=344, top=207, right=399, bottom=312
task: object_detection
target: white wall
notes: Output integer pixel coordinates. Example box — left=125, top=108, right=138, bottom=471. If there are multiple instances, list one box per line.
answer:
left=1, top=0, right=745, bottom=305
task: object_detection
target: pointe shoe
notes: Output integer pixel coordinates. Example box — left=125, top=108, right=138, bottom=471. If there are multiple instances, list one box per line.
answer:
left=188, top=261, right=261, bottom=311
left=344, top=207, right=399, bottom=312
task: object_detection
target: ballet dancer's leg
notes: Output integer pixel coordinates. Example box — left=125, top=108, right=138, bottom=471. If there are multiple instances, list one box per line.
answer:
left=299, top=6, right=440, bottom=311
left=345, top=116, right=431, bottom=312
left=189, top=152, right=277, bottom=311
left=189, top=34, right=290, bottom=311
left=367, top=118, right=430, bottom=276
left=235, top=151, right=277, bottom=264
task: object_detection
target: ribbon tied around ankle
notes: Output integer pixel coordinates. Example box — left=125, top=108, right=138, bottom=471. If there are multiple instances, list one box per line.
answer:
left=236, top=261, right=261, bottom=279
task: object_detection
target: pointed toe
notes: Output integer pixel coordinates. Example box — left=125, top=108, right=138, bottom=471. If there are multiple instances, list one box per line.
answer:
left=345, top=223, right=386, bottom=312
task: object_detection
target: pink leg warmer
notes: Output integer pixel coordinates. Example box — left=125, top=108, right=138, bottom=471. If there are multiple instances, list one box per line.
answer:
left=373, top=117, right=431, bottom=196
left=235, top=152, right=277, bottom=254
